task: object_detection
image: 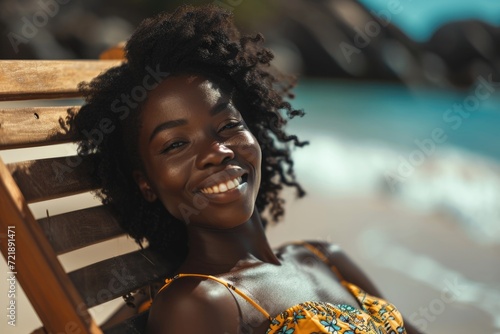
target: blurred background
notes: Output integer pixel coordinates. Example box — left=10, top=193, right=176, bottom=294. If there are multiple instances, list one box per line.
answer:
left=1, top=0, right=499, bottom=333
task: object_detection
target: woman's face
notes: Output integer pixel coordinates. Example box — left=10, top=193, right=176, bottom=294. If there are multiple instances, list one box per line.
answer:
left=134, top=75, right=262, bottom=229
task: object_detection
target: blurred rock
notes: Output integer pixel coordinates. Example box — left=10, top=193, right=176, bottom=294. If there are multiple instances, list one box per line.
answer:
left=425, top=20, right=500, bottom=87
left=1, top=0, right=499, bottom=90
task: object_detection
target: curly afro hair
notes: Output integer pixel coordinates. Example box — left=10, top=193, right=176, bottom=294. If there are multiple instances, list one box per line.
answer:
left=73, top=4, right=307, bottom=267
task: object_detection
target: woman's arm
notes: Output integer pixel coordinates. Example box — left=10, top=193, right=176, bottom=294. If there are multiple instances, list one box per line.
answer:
left=146, top=277, right=241, bottom=334
left=307, top=241, right=425, bottom=334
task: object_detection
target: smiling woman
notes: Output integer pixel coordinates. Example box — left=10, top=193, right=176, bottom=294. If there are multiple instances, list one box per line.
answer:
left=133, top=75, right=262, bottom=229
left=72, top=4, right=422, bottom=334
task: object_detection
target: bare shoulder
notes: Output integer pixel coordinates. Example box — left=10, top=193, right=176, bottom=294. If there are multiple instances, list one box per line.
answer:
left=146, top=276, right=240, bottom=334
left=280, top=240, right=384, bottom=298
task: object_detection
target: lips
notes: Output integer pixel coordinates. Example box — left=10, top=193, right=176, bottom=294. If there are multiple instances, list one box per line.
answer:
left=195, top=167, right=248, bottom=194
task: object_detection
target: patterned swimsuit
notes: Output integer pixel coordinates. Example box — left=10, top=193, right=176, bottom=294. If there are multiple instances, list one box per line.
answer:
left=157, top=243, right=407, bottom=334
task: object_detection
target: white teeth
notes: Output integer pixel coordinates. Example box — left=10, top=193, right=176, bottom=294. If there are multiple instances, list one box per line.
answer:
left=200, top=176, right=244, bottom=194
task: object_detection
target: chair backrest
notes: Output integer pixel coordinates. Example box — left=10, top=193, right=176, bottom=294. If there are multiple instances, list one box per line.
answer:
left=0, top=56, right=170, bottom=333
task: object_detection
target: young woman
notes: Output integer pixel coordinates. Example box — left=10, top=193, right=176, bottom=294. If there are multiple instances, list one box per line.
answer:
left=74, top=5, right=423, bottom=334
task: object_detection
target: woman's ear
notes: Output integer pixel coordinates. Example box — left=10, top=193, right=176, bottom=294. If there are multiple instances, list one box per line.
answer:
left=133, top=170, right=158, bottom=202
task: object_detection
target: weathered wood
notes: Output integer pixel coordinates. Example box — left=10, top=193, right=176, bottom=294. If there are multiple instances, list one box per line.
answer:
left=7, top=155, right=100, bottom=203
left=0, top=60, right=121, bottom=101
left=0, top=157, right=102, bottom=334
left=0, top=106, right=81, bottom=149
left=38, top=206, right=125, bottom=254
left=0, top=51, right=142, bottom=333
left=68, top=249, right=171, bottom=308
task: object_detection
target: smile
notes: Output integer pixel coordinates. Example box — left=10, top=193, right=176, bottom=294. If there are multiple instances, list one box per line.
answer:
left=200, top=176, right=243, bottom=194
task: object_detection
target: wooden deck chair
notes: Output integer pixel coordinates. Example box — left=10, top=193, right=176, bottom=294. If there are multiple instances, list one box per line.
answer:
left=0, top=50, right=171, bottom=334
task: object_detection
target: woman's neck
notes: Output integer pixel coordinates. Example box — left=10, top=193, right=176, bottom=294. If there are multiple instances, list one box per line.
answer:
left=182, top=212, right=280, bottom=274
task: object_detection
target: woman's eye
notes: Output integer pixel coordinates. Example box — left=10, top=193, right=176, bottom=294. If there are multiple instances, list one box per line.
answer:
left=220, top=120, right=243, bottom=132
left=161, top=141, right=186, bottom=153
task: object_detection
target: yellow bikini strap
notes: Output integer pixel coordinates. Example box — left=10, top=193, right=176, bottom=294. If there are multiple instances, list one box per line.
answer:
left=300, top=242, right=347, bottom=283
left=158, top=273, right=272, bottom=321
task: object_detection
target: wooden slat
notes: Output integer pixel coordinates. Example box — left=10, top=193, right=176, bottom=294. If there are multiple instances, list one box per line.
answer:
left=0, top=60, right=121, bottom=101
left=38, top=206, right=125, bottom=254
left=0, top=106, right=81, bottom=149
left=0, top=157, right=102, bottom=334
left=7, top=155, right=99, bottom=203
left=103, top=311, right=149, bottom=334
left=69, top=249, right=171, bottom=308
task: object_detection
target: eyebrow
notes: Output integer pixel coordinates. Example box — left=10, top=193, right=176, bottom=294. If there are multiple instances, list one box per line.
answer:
left=148, top=101, right=230, bottom=143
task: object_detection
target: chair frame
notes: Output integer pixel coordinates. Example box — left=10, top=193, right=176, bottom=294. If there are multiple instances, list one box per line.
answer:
left=0, top=55, right=168, bottom=334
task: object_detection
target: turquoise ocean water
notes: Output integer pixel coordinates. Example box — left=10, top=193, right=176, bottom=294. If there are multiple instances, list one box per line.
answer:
left=289, top=80, right=500, bottom=161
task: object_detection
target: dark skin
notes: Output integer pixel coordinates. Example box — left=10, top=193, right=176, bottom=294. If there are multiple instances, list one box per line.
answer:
left=133, top=75, right=423, bottom=334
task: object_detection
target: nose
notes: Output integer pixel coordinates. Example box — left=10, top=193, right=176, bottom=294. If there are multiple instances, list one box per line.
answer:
left=196, top=141, right=235, bottom=169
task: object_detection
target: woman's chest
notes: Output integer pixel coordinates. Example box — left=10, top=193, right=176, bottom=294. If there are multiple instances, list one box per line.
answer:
left=220, top=260, right=361, bottom=333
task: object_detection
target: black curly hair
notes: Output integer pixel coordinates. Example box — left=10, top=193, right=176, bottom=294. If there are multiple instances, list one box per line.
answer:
left=73, top=4, right=307, bottom=267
